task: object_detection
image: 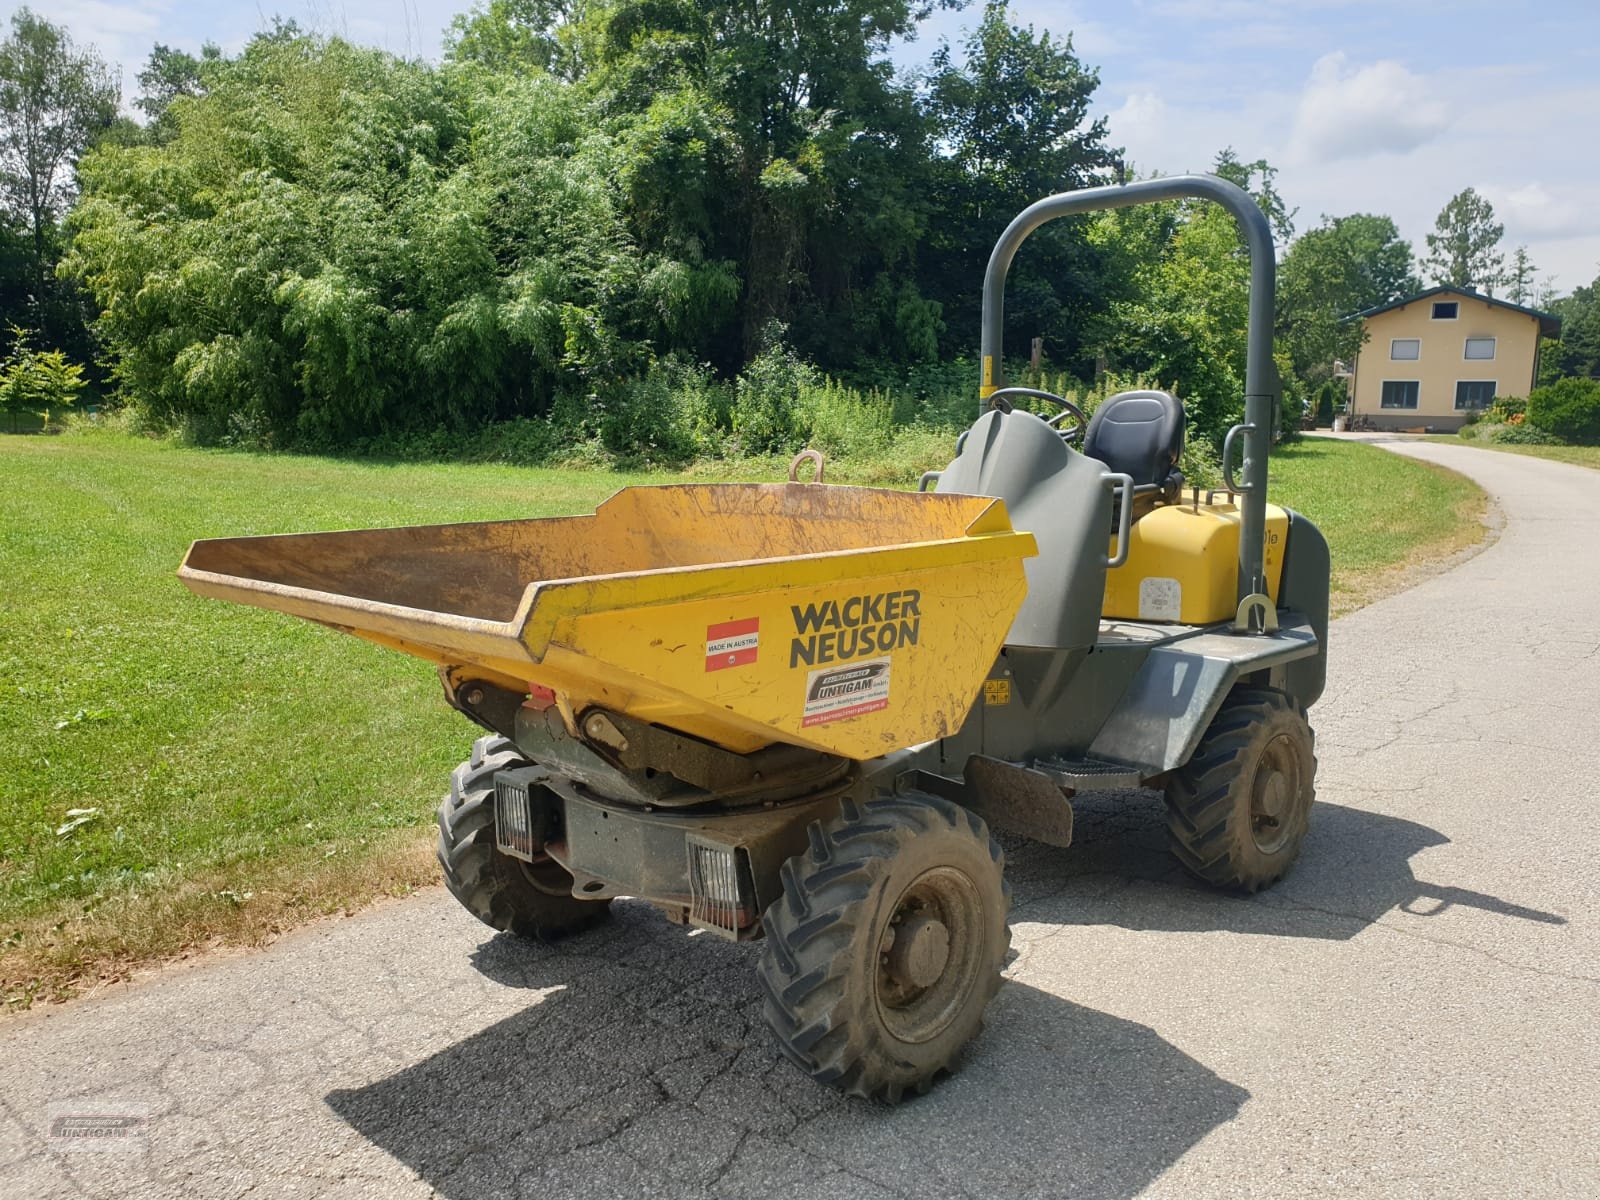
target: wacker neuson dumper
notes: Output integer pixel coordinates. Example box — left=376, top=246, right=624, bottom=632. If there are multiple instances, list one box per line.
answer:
left=180, top=176, right=1329, bottom=1102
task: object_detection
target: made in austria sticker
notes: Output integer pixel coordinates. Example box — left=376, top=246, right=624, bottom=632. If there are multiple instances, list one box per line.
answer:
left=705, top=617, right=759, bottom=671
left=802, top=657, right=890, bottom=727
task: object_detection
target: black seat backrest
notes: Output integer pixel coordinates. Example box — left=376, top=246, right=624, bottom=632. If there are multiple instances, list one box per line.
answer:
left=1083, top=390, right=1184, bottom=490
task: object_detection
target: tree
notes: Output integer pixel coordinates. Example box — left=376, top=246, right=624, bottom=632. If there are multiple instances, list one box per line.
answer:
left=1422, top=187, right=1504, bottom=292
left=1541, top=275, right=1600, bottom=382
left=67, top=31, right=698, bottom=444
left=1506, top=245, right=1537, bottom=306
left=0, top=9, right=117, bottom=316
left=445, top=0, right=577, bottom=78
left=1277, top=213, right=1419, bottom=381
left=1213, top=147, right=1295, bottom=247
left=1090, top=199, right=1251, bottom=446
left=557, top=0, right=954, bottom=366
left=0, top=324, right=84, bottom=430
left=136, top=42, right=222, bottom=139
left=920, top=1, right=1117, bottom=365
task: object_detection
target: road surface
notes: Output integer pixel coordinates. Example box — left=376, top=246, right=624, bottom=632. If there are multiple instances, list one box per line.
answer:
left=3, top=436, right=1597, bottom=1199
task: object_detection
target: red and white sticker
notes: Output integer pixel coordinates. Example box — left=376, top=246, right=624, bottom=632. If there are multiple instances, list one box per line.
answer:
left=802, top=658, right=890, bottom=726
left=705, top=618, right=760, bottom=671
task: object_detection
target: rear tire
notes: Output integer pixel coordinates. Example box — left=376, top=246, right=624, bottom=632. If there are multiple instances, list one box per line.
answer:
left=436, top=735, right=610, bottom=940
left=1164, top=686, right=1316, bottom=892
left=757, top=794, right=1010, bottom=1102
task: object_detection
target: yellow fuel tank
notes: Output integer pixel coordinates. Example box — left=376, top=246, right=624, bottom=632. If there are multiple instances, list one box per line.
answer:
left=1102, top=498, right=1288, bottom=625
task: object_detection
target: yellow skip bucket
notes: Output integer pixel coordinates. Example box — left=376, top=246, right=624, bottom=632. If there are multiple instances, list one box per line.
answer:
left=179, top=484, right=1037, bottom=760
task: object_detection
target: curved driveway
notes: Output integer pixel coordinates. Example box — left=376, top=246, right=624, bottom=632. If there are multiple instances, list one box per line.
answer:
left=3, top=437, right=1598, bottom=1199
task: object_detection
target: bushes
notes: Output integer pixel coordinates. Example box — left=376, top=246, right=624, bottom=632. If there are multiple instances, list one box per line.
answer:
left=1484, top=395, right=1526, bottom=425
left=1488, top=423, right=1561, bottom=446
left=1526, top=377, right=1600, bottom=445
left=0, top=330, right=87, bottom=432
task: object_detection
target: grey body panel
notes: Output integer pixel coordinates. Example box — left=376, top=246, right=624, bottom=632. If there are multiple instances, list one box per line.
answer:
left=1275, top=511, right=1331, bottom=709
left=935, top=408, right=1113, bottom=650
left=1087, top=615, right=1319, bottom=771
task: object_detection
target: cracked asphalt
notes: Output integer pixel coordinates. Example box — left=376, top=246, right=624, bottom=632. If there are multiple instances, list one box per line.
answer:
left=4, top=436, right=1598, bottom=1199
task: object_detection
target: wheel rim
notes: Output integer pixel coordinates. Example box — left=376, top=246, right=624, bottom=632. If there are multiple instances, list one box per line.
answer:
left=1250, top=732, right=1306, bottom=855
left=873, top=866, right=987, bottom=1045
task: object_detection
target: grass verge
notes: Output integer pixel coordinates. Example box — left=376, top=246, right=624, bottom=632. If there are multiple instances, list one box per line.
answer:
left=0, top=429, right=1485, bottom=1005
left=1271, top=438, right=1488, bottom=614
left=1421, top=435, right=1600, bottom=472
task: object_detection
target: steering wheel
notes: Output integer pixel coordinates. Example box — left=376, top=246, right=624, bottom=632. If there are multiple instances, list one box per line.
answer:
left=986, top=387, right=1088, bottom=444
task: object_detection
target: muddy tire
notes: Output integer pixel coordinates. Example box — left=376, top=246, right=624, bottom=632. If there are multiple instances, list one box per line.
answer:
left=436, top=735, right=610, bottom=940
left=757, top=794, right=1010, bottom=1102
left=1164, top=686, right=1316, bottom=893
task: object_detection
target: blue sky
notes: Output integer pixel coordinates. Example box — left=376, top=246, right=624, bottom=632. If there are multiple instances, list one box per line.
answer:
left=19, top=0, right=1600, bottom=294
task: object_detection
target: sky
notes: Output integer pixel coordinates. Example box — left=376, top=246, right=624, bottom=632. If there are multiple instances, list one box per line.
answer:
left=16, top=0, right=1600, bottom=296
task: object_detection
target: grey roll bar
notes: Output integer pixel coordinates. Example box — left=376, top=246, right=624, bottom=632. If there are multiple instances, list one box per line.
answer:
left=978, top=173, right=1276, bottom=626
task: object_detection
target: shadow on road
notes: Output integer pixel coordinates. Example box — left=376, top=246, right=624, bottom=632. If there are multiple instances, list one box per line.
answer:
left=1004, top=791, right=1566, bottom=937
left=328, top=907, right=1248, bottom=1200
left=328, top=794, right=1559, bottom=1197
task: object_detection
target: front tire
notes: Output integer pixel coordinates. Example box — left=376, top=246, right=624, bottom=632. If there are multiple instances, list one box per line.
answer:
left=757, top=794, right=1011, bottom=1102
left=1164, top=686, right=1316, bottom=892
left=436, top=735, right=610, bottom=940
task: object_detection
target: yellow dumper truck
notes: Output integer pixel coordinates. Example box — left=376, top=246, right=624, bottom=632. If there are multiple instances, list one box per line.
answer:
left=180, top=176, right=1328, bottom=1102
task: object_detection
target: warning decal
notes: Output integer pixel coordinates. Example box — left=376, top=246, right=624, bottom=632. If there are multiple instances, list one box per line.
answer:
left=706, top=618, right=760, bottom=671
left=802, top=657, right=891, bottom=727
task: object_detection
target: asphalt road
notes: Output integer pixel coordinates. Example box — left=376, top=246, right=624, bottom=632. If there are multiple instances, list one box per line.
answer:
left=4, top=436, right=1598, bottom=1199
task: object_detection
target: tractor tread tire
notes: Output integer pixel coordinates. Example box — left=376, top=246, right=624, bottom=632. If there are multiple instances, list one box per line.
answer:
left=1164, top=685, right=1316, bottom=893
left=757, top=794, right=1010, bottom=1103
left=436, top=735, right=609, bottom=941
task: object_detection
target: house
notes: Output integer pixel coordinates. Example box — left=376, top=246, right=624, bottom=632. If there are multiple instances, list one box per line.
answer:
left=1349, top=286, right=1561, bottom=431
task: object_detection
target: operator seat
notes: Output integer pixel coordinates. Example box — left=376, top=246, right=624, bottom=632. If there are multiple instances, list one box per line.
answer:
left=1081, top=390, right=1185, bottom=521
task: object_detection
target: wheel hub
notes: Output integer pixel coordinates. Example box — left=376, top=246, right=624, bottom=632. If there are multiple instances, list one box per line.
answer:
left=885, top=915, right=950, bottom=989
left=1249, top=733, right=1303, bottom=853
left=873, top=866, right=987, bottom=1045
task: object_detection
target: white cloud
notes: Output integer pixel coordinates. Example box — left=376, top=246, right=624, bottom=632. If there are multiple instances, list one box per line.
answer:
left=1288, top=52, right=1450, bottom=162
left=1480, top=181, right=1592, bottom=242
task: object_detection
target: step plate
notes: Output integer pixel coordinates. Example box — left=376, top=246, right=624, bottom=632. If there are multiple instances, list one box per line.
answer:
left=1033, top=758, right=1145, bottom=792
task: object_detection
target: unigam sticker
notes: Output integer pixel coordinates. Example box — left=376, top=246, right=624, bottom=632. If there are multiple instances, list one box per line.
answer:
left=802, top=657, right=890, bottom=727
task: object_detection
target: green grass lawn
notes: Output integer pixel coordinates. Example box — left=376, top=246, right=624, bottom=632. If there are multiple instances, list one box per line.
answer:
left=1422, top=435, right=1600, bottom=471
left=0, top=429, right=1484, bottom=1003
left=1267, top=438, right=1485, bottom=609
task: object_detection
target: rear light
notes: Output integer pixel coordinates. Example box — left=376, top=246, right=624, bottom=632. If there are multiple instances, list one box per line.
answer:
left=686, top=836, right=757, bottom=938
left=494, top=776, right=537, bottom=861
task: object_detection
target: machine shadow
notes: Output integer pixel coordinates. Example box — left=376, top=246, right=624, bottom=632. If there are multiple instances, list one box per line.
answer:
left=1002, top=792, right=1566, bottom=937
left=327, top=907, right=1248, bottom=1200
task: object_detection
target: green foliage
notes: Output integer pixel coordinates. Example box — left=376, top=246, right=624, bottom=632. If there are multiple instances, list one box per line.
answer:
left=1422, top=187, right=1505, bottom=291
left=1277, top=213, right=1419, bottom=382
left=1483, top=395, right=1526, bottom=424
left=0, top=8, right=117, bottom=363
left=1506, top=245, right=1538, bottom=307
left=1212, top=148, right=1295, bottom=246
left=66, top=34, right=729, bottom=446
left=1526, top=377, right=1600, bottom=445
left=0, top=326, right=84, bottom=428
left=134, top=41, right=221, bottom=140
left=1485, top=422, right=1561, bottom=446
left=1092, top=201, right=1249, bottom=447
left=920, top=2, right=1116, bottom=366
left=1542, top=276, right=1600, bottom=382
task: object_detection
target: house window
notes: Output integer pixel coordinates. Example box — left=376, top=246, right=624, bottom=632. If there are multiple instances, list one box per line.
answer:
left=1459, top=382, right=1491, bottom=412
left=1464, top=337, right=1496, bottom=360
left=1455, top=381, right=1497, bottom=409
left=1432, top=301, right=1459, bottom=319
left=1381, top=381, right=1420, bottom=409
left=1390, top=338, right=1420, bottom=360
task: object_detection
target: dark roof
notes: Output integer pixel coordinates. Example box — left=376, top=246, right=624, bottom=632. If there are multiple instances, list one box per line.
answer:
left=1356, top=285, right=1562, bottom=338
